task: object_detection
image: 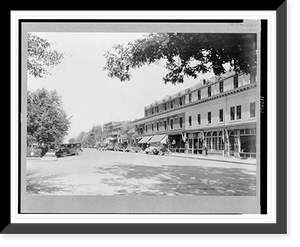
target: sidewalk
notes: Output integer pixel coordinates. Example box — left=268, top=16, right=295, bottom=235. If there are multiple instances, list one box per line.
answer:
left=168, top=152, right=257, bottom=165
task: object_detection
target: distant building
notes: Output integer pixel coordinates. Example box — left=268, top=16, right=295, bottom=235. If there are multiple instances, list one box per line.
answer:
left=131, top=71, right=257, bottom=158
left=103, top=121, right=130, bottom=143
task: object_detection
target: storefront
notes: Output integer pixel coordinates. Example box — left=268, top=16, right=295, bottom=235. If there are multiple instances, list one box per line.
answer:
left=168, top=133, right=185, bottom=153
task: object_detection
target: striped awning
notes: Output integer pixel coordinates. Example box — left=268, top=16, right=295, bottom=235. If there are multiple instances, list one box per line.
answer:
left=138, top=136, right=153, bottom=144
left=147, top=134, right=167, bottom=143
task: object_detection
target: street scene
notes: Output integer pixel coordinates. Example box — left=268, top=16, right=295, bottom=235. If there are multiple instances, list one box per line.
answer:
left=27, top=148, right=256, bottom=196
left=26, top=22, right=259, bottom=199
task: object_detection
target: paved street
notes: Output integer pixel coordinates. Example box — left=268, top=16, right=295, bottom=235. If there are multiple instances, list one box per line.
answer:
left=26, top=148, right=256, bottom=196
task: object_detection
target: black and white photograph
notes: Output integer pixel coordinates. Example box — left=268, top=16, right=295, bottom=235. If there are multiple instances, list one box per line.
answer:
left=19, top=19, right=264, bottom=214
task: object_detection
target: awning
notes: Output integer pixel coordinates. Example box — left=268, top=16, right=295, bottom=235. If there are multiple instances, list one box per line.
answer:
left=138, top=136, right=153, bottom=144
left=147, top=134, right=167, bottom=143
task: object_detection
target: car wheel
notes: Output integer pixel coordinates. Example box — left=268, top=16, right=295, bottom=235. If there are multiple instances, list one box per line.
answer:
left=76, top=149, right=83, bottom=155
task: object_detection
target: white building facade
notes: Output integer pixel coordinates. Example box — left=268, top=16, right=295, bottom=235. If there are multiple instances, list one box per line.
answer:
left=132, top=71, right=257, bottom=158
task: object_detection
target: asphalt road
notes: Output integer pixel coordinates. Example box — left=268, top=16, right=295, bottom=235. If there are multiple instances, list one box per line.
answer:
left=26, top=148, right=257, bottom=196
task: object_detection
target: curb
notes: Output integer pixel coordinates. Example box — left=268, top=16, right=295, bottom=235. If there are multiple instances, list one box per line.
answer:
left=169, top=154, right=256, bottom=165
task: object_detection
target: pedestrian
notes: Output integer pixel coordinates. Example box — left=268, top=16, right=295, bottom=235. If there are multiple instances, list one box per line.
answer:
left=204, top=146, right=208, bottom=156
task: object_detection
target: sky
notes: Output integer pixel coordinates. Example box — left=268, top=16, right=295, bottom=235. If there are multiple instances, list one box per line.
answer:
left=28, top=32, right=215, bottom=141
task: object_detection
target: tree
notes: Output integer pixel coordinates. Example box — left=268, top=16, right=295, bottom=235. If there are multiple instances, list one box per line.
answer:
left=68, top=137, right=76, bottom=144
left=120, top=122, right=139, bottom=144
left=27, top=88, right=71, bottom=145
left=27, top=33, right=64, bottom=78
left=103, top=33, right=257, bottom=84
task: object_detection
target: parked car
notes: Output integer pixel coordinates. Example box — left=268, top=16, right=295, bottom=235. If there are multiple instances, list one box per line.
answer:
left=106, top=143, right=114, bottom=151
left=27, top=143, right=42, bottom=157
left=145, top=146, right=159, bottom=155
left=55, top=143, right=83, bottom=157
left=114, top=143, right=126, bottom=152
left=125, top=145, right=141, bottom=153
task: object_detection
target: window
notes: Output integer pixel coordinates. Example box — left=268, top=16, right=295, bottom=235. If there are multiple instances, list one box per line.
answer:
left=146, top=125, right=148, bottom=132
left=219, top=109, right=223, bottom=122
left=234, top=75, right=238, bottom=88
left=219, top=81, right=224, bottom=93
left=164, top=103, right=167, bottom=111
left=250, top=72, right=255, bottom=83
left=151, top=123, right=154, bottom=131
left=250, top=102, right=256, bottom=118
left=170, top=101, right=173, bottom=109
left=179, top=97, right=183, bottom=106
left=230, top=107, right=235, bottom=120
left=198, top=90, right=201, bottom=100
left=156, top=122, right=159, bottom=131
left=197, top=114, right=201, bottom=125
left=237, top=105, right=242, bottom=120
left=179, top=117, right=183, bottom=128
left=189, top=93, right=192, bottom=103
left=208, top=86, right=211, bottom=97
left=164, top=120, right=167, bottom=130
left=151, top=108, right=154, bottom=114
left=156, top=106, right=159, bottom=113
left=170, top=119, right=173, bottom=129
left=189, top=116, right=192, bottom=126
left=208, top=112, right=211, bottom=124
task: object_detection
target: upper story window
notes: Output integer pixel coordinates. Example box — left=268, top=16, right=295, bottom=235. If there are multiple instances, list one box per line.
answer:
left=208, top=112, right=211, bottom=124
left=189, top=93, right=192, bottom=103
left=151, top=123, right=154, bottom=131
left=219, top=109, right=224, bottom=122
left=179, top=97, right=183, bottom=106
left=198, top=90, right=201, bottom=100
left=164, top=120, right=167, bottom=130
left=156, top=106, right=159, bottom=113
left=237, top=105, right=242, bottom=120
left=208, top=86, right=211, bottom=97
left=170, top=119, right=174, bottom=129
left=230, top=106, right=235, bottom=120
left=189, top=116, right=192, bottom=126
left=250, top=72, right=255, bottom=83
left=250, top=102, right=256, bottom=118
left=219, top=81, right=224, bottom=93
left=170, top=100, right=173, bottom=109
left=151, top=108, right=154, bottom=114
left=179, top=117, right=183, bottom=128
left=156, top=122, right=159, bottom=131
left=197, top=114, right=201, bottom=125
left=234, top=75, right=239, bottom=88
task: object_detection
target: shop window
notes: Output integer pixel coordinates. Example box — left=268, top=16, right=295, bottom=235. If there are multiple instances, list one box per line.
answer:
left=250, top=102, right=256, bottom=118
left=237, top=105, right=242, bottom=120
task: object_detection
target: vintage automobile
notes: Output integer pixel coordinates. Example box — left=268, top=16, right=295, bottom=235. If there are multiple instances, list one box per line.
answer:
left=106, top=143, right=115, bottom=151
left=114, top=143, right=127, bottom=152
left=125, top=145, right=141, bottom=153
left=55, top=143, right=83, bottom=157
left=27, top=143, right=42, bottom=157
left=144, top=145, right=160, bottom=155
